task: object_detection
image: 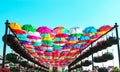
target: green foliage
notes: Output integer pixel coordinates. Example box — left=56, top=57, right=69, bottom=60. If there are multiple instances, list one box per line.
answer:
left=114, top=66, right=119, bottom=72
left=6, top=53, right=21, bottom=63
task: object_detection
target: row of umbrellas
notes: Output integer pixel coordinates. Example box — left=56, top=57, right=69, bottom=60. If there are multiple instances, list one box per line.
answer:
left=9, top=23, right=113, bottom=67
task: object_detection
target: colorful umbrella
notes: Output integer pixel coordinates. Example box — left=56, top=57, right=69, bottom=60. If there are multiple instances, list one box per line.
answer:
left=9, top=22, right=115, bottom=67
left=98, top=25, right=113, bottom=32
left=22, top=24, right=36, bottom=32
left=53, top=26, right=69, bottom=34
left=70, top=27, right=82, bottom=34
left=16, top=34, right=28, bottom=41
left=9, top=22, right=22, bottom=30
left=12, top=30, right=26, bottom=34
left=83, top=26, right=97, bottom=33
left=27, top=31, right=41, bottom=39
left=9, top=23, right=26, bottom=34
left=78, top=36, right=90, bottom=40
left=37, top=26, right=52, bottom=34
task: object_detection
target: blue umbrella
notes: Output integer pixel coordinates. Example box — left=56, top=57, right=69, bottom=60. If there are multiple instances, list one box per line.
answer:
left=83, top=26, right=97, bottom=33
left=72, top=44, right=81, bottom=49
left=78, top=36, right=90, bottom=40
left=67, top=37, right=78, bottom=41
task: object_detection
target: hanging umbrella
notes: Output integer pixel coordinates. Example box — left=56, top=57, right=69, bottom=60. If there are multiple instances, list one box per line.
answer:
left=83, top=26, right=97, bottom=33
left=27, top=31, right=40, bottom=37
left=32, top=41, right=41, bottom=46
left=22, top=24, right=36, bottom=32
left=60, top=51, right=69, bottom=56
left=41, top=33, right=53, bottom=46
left=70, top=27, right=82, bottom=34
left=98, top=25, right=113, bottom=32
left=23, top=44, right=34, bottom=50
left=67, top=37, right=78, bottom=41
left=59, top=52, right=69, bottom=59
left=12, top=29, right=26, bottom=34
left=91, top=34, right=102, bottom=41
left=62, top=45, right=71, bottom=52
left=70, top=48, right=80, bottom=53
left=27, top=32, right=41, bottom=41
left=42, top=40, right=53, bottom=46
left=44, top=52, right=52, bottom=56
left=30, top=52, right=38, bottom=57
left=37, top=26, right=52, bottom=34
left=53, top=50, right=60, bottom=58
left=78, top=36, right=91, bottom=40
left=53, top=26, right=69, bottom=34
left=36, top=50, right=44, bottom=56
left=9, top=23, right=26, bottom=34
left=72, top=44, right=81, bottom=49
left=34, top=47, right=43, bottom=51
left=27, top=31, right=41, bottom=47
left=9, top=22, right=22, bottom=30
left=53, top=26, right=69, bottom=47
left=55, top=34, right=69, bottom=38
left=45, top=46, right=53, bottom=52
left=68, top=27, right=82, bottom=46
left=54, top=37, right=66, bottom=46
left=41, top=33, right=51, bottom=37
left=60, top=45, right=71, bottom=59
left=70, top=33, right=82, bottom=38
left=16, top=34, right=28, bottom=41
left=53, top=45, right=62, bottom=51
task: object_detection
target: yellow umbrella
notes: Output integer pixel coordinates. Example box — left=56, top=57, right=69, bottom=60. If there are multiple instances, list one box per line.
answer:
left=9, top=22, right=22, bottom=30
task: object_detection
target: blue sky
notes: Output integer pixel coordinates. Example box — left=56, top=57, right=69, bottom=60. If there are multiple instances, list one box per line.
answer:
left=0, top=0, right=120, bottom=59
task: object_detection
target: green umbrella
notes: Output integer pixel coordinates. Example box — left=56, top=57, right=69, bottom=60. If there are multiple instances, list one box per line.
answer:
left=22, top=24, right=36, bottom=32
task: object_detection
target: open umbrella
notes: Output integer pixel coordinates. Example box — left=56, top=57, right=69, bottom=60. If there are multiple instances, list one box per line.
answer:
left=37, top=26, right=52, bottom=34
left=53, top=26, right=69, bottom=34
left=98, top=25, right=113, bottom=32
left=27, top=32, right=41, bottom=40
left=41, top=34, right=53, bottom=46
left=16, top=34, right=28, bottom=42
left=83, top=26, right=97, bottom=33
left=70, top=27, right=82, bottom=34
left=53, top=26, right=69, bottom=47
left=22, top=24, right=36, bottom=32
left=9, top=23, right=26, bottom=34
left=9, top=22, right=22, bottom=30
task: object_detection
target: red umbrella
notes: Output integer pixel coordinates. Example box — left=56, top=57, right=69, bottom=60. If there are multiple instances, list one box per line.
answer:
left=98, top=25, right=113, bottom=32
left=12, top=29, right=26, bottom=34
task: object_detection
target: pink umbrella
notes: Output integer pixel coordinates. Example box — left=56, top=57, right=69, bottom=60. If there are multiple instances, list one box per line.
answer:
left=37, top=26, right=52, bottom=34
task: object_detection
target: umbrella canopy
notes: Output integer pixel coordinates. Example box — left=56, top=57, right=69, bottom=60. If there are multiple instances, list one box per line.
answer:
left=9, top=22, right=22, bottom=30
left=83, top=26, right=97, bottom=33
left=37, top=26, right=52, bottom=34
left=53, top=26, right=69, bottom=34
left=98, top=25, right=113, bottom=32
left=12, top=29, right=26, bottom=34
left=22, top=24, right=36, bottom=32
left=9, top=23, right=27, bottom=34
left=9, top=23, right=114, bottom=67
left=70, top=27, right=82, bottom=34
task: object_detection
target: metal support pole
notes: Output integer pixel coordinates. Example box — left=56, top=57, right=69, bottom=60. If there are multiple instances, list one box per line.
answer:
left=115, top=23, right=120, bottom=68
left=92, top=55, right=94, bottom=70
left=2, top=20, right=9, bottom=68
left=91, top=43, right=94, bottom=70
left=68, top=66, right=70, bottom=72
